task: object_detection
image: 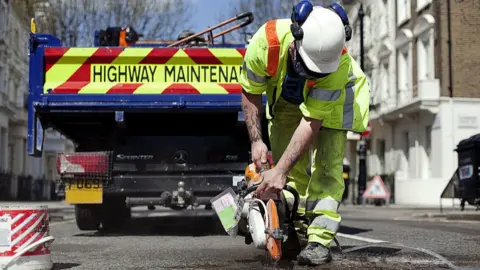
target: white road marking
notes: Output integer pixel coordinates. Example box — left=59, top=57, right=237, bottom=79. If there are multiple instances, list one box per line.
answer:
left=49, top=220, right=74, bottom=226
left=336, top=232, right=387, bottom=243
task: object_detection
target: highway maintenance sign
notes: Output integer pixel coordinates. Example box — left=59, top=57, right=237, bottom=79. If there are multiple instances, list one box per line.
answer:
left=43, top=47, right=247, bottom=95
left=362, top=175, right=390, bottom=199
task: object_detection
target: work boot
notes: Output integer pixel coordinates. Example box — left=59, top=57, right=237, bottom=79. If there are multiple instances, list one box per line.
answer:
left=297, top=242, right=332, bottom=266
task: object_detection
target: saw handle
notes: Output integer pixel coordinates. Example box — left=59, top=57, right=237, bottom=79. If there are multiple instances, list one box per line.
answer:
left=283, top=185, right=300, bottom=224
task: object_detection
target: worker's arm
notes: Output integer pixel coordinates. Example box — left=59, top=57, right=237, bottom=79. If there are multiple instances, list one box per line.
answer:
left=239, top=23, right=270, bottom=143
left=242, top=90, right=264, bottom=142
left=275, top=117, right=322, bottom=174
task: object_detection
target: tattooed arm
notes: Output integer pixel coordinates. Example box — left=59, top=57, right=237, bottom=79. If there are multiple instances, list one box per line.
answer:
left=275, top=116, right=323, bottom=174
left=241, top=89, right=264, bottom=143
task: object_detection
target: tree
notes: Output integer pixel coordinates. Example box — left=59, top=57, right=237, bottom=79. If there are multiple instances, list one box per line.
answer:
left=217, top=0, right=356, bottom=43
left=14, top=0, right=193, bottom=46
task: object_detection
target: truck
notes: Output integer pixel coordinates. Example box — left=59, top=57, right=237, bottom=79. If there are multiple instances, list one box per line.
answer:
left=27, top=14, right=268, bottom=231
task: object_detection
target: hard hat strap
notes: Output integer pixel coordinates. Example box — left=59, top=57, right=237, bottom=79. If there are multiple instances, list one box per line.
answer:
left=292, top=42, right=331, bottom=80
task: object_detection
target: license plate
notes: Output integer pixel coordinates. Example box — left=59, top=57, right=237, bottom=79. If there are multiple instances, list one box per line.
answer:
left=65, top=179, right=103, bottom=204
left=343, top=172, right=349, bottom=179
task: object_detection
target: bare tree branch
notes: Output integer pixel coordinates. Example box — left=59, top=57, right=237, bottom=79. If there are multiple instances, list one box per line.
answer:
left=15, top=0, right=193, bottom=46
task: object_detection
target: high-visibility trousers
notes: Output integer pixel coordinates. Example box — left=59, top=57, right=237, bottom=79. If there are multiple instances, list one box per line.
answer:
left=268, top=97, right=346, bottom=248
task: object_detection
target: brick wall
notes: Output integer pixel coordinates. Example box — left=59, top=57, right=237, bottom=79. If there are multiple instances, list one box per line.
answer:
left=395, top=0, right=480, bottom=99
left=436, top=0, right=480, bottom=98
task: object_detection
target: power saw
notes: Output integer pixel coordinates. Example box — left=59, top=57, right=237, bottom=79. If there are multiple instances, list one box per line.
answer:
left=235, top=159, right=300, bottom=262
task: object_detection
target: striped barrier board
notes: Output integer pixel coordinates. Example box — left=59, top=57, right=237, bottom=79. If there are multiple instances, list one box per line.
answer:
left=44, top=47, right=247, bottom=95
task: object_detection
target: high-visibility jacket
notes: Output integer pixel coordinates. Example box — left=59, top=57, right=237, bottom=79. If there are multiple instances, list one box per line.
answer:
left=240, top=19, right=370, bottom=133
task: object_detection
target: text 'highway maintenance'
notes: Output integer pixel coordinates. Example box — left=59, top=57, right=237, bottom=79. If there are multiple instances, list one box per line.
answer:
left=91, top=65, right=242, bottom=83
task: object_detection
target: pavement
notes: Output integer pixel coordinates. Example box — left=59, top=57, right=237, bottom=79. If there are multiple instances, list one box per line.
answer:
left=28, top=202, right=479, bottom=270
left=0, top=200, right=73, bottom=210
left=338, top=203, right=480, bottom=222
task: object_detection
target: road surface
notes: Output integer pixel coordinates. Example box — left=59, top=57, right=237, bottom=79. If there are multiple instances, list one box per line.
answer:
left=47, top=205, right=480, bottom=270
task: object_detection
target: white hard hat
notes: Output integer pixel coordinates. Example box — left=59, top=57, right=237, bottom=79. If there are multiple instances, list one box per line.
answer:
left=295, top=6, right=346, bottom=74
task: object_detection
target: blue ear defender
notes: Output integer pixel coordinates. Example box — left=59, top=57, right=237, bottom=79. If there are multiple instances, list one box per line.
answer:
left=290, top=0, right=313, bottom=40
left=328, top=2, right=352, bottom=42
left=290, top=1, right=352, bottom=42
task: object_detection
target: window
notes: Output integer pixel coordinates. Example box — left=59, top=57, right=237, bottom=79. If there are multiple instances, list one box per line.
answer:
left=403, top=131, right=410, bottom=162
left=397, top=0, right=411, bottom=26
left=395, top=29, right=413, bottom=105
left=414, top=14, right=436, bottom=83
left=13, top=29, right=19, bottom=47
left=0, top=128, right=5, bottom=169
left=364, top=15, right=372, bottom=48
left=425, top=125, right=432, bottom=176
left=377, top=139, right=386, bottom=173
left=425, top=126, right=431, bottom=158
left=416, top=0, right=432, bottom=12
left=381, top=62, right=389, bottom=105
left=0, top=2, right=6, bottom=37
left=22, top=139, right=26, bottom=174
left=8, top=78, right=15, bottom=102
left=16, top=85, right=24, bottom=108
left=8, top=143, right=13, bottom=172
left=366, top=70, right=375, bottom=103
left=379, top=0, right=389, bottom=38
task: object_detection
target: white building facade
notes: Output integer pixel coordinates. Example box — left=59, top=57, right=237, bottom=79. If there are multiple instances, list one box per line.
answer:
left=0, top=0, right=74, bottom=200
left=346, top=0, right=480, bottom=206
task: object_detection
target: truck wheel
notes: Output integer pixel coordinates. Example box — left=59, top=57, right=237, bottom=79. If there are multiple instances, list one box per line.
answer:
left=101, top=196, right=131, bottom=231
left=75, top=204, right=101, bottom=231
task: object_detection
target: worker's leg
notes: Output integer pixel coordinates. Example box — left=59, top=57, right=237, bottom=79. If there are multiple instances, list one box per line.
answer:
left=297, top=128, right=346, bottom=265
left=267, top=97, right=310, bottom=235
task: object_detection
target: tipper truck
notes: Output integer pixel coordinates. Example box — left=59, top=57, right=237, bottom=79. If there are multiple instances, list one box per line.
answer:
left=27, top=14, right=267, bottom=230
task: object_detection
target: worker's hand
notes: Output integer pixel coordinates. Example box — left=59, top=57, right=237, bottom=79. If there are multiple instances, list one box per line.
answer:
left=255, top=167, right=287, bottom=196
left=251, top=140, right=268, bottom=169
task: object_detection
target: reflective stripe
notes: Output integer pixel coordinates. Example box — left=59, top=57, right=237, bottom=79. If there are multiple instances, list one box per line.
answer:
left=343, top=73, right=356, bottom=129
left=309, top=88, right=342, bottom=101
left=306, top=198, right=340, bottom=212
left=265, top=20, right=280, bottom=77
left=310, top=215, right=341, bottom=232
left=243, top=61, right=266, bottom=83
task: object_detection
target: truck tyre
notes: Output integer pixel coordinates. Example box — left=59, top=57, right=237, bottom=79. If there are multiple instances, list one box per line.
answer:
left=75, top=204, right=101, bottom=231
left=101, top=196, right=131, bottom=231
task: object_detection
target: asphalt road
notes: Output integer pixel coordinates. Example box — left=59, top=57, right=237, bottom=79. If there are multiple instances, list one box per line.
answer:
left=47, top=206, right=480, bottom=270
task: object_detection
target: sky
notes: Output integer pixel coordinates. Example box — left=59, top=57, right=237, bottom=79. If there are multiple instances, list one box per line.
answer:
left=188, top=0, right=233, bottom=33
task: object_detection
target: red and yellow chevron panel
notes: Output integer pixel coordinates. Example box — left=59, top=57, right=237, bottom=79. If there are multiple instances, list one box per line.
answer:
left=44, top=47, right=247, bottom=94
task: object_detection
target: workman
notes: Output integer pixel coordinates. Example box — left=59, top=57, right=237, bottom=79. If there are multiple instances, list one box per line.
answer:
left=240, top=1, right=369, bottom=266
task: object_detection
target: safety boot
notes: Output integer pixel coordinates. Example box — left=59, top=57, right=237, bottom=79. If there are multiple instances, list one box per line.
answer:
left=297, top=242, right=332, bottom=266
